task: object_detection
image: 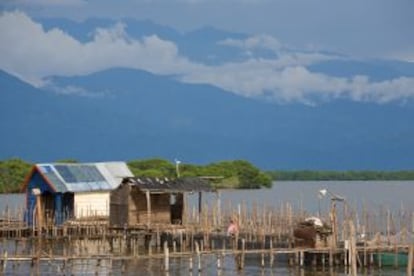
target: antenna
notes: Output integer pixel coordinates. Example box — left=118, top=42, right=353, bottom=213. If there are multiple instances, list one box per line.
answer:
left=174, top=158, right=181, bottom=178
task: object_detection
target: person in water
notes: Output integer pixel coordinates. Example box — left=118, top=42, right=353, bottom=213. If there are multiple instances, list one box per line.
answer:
left=227, top=219, right=239, bottom=236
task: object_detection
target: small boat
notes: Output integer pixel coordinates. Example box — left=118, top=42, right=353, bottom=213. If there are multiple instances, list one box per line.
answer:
left=373, top=252, right=410, bottom=267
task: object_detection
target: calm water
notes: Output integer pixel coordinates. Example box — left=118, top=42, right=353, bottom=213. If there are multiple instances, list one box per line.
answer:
left=0, top=254, right=408, bottom=275
left=191, top=180, right=414, bottom=216
left=1, top=181, right=413, bottom=275
left=3, top=181, right=414, bottom=216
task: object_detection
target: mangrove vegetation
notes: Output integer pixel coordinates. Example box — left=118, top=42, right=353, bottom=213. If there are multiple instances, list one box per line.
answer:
left=2, top=158, right=414, bottom=194
left=0, top=158, right=272, bottom=193
left=268, top=170, right=414, bottom=181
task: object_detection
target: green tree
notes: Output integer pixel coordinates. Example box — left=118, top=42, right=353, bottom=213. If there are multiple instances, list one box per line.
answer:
left=0, top=158, right=32, bottom=193
left=128, top=158, right=176, bottom=178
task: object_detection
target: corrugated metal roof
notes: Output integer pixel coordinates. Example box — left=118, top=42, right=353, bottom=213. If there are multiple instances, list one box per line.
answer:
left=36, top=162, right=133, bottom=193
left=123, top=177, right=214, bottom=192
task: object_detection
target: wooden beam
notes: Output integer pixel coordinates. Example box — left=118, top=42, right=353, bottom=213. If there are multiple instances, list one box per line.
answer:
left=198, top=191, right=202, bottom=221
left=182, top=192, right=187, bottom=225
left=36, top=194, right=43, bottom=235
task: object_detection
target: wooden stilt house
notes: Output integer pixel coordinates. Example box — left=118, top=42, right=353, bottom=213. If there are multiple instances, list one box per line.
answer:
left=110, top=177, right=214, bottom=228
left=21, top=162, right=133, bottom=226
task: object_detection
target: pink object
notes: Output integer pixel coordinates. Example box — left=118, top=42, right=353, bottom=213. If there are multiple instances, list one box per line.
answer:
left=227, top=222, right=238, bottom=235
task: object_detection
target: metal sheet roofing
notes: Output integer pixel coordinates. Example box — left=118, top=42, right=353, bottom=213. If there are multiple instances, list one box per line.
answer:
left=35, top=162, right=133, bottom=193
left=123, top=177, right=214, bottom=192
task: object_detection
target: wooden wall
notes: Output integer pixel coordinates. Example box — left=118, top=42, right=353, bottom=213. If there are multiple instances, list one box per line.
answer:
left=129, top=190, right=171, bottom=224
left=110, top=184, right=130, bottom=227
left=110, top=184, right=184, bottom=227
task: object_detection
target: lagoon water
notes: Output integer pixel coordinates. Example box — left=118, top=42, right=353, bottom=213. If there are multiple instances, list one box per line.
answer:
left=194, top=180, right=414, bottom=217
left=1, top=181, right=413, bottom=275
left=2, top=181, right=414, bottom=216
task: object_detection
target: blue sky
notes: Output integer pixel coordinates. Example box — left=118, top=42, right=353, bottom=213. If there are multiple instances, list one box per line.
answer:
left=1, top=0, right=414, bottom=104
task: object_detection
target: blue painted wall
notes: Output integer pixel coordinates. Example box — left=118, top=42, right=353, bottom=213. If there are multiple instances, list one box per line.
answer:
left=25, top=169, right=72, bottom=225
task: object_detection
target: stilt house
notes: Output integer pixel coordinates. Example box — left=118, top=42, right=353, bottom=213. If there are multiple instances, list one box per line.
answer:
left=22, top=162, right=133, bottom=226
left=110, top=177, right=214, bottom=228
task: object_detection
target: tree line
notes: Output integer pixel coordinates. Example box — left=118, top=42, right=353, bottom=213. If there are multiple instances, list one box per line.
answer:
left=3, top=158, right=414, bottom=194
left=0, top=158, right=272, bottom=193
left=267, top=170, right=414, bottom=181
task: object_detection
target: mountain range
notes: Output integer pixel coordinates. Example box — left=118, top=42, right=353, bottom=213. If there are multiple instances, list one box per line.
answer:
left=1, top=17, right=414, bottom=170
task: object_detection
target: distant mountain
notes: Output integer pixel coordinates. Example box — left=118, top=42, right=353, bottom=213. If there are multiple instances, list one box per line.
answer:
left=38, top=17, right=247, bottom=65
left=37, top=17, right=414, bottom=76
left=2, top=68, right=414, bottom=170
left=2, top=16, right=414, bottom=170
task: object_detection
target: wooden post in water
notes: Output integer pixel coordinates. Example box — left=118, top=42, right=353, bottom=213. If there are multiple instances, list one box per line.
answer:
left=198, top=192, right=202, bottom=224
left=269, top=236, right=274, bottom=267
left=349, top=220, right=357, bottom=276
left=195, top=241, right=202, bottom=272
left=240, top=238, right=245, bottom=270
left=299, top=250, right=304, bottom=267
left=407, top=244, right=413, bottom=276
left=216, top=253, right=221, bottom=271
left=322, top=252, right=326, bottom=269
left=2, top=251, right=7, bottom=273
left=363, top=229, right=367, bottom=268
left=261, top=252, right=265, bottom=267
left=329, top=245, right=334, bottom=268
left=394, top=241, right=399, bottom=269
left=163, top=241, right=169, bottom=272
left=189, top=255, right=193, bottom=272
left=377, top=248, right=382, bottom=268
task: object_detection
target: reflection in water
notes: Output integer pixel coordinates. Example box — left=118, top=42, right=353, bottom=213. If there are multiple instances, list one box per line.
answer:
left=0, top=241, right=409, bottom=275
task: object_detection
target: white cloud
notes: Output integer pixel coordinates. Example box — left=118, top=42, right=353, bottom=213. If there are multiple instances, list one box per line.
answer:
left=182, top=63, right=414, bottom=104
left=219, top=34, right=284, bottom=52
left=0, top=11, right=199, bottom=86
left=1, top=11, right=414, bottom=104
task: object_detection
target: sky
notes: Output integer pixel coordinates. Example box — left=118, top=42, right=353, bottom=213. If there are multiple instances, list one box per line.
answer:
left=1, top=0, right=414, bottom=104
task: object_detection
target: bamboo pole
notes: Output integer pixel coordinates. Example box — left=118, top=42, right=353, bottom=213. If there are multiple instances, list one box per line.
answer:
left=195, top=241, right=201, bottom=272
left=2, top=251, right=7, bottom=272
left=163, top=241, right=169, bottom=272
left=240, top=238, right=245, bottom=270
left=407, top=244, right=413, bottom=276
left=188, top=255, right=193, bottom=272
left=349, top=220, right=357, bottom=276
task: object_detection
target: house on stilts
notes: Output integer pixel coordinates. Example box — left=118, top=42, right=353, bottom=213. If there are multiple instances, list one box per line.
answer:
left=110, top=177, right=214, bottom=228
left=22, top=162, right=133, bottom=226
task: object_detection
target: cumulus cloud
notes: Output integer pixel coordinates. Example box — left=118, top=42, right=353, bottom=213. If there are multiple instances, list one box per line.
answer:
left=1, top=11, right=414, bottom=104
left=0, top=11, right=199, bottom=86
left=182, top=63, right=414, bottom=104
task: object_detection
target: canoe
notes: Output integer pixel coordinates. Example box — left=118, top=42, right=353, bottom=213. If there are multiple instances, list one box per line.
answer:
left=373, top=252, right=410, bottom=267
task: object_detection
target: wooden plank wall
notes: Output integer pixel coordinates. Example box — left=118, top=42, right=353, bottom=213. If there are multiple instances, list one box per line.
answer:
left=129, top=190, right=171, bottom=225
